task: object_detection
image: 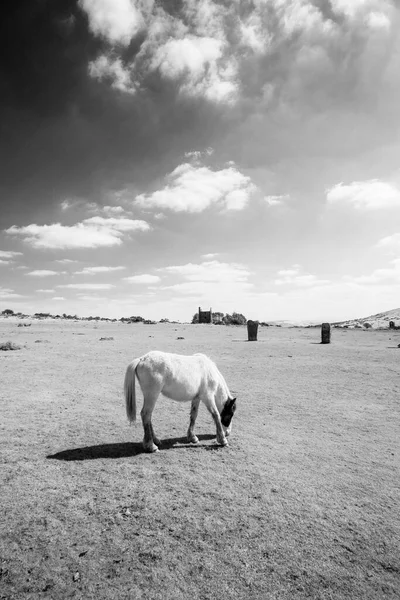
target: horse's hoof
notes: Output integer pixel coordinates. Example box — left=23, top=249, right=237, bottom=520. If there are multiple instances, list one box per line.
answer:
left=187, top=435, right=199, bottom=444
left=218, top=438, right=229, bottom=447
left=153, top=438, right=161, bottom=447
left=143, top=443, right=159, bottom=453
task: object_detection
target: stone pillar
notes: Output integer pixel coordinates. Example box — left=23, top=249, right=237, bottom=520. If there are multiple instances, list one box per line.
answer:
left=247, top=320, right=259, bottom=341
left=321, top=323, right=331, bottom=344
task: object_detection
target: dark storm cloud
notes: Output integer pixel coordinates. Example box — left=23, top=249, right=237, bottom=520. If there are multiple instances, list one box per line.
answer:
left=0, top=1, right=226, bottom=225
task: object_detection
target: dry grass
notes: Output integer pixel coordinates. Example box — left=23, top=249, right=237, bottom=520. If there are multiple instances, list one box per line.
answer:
left=1, top=321, right=399, bottom=599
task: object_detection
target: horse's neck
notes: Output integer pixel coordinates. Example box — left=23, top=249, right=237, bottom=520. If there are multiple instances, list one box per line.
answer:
left=215, top=372, right=231, bottom=409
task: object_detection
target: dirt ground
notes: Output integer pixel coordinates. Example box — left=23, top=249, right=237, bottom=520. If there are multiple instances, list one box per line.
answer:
left=1, top=320, right=399, bottom=599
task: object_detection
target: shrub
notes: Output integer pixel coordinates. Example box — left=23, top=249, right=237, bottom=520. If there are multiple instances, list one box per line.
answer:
left=0, top=341, right=21, bottom=351
left=223, top=312, right=247, bottom=325
left=1, top=309, right=14, bottom=316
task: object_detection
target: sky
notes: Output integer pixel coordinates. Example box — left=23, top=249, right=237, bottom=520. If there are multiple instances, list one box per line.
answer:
left=1, top=0, right=400, bottom=323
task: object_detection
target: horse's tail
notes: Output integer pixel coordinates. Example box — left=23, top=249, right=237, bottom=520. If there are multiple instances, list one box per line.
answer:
left=124, top=359, right=140, bottom=423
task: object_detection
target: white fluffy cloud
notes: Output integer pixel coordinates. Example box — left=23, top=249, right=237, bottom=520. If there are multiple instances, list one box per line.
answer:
left=162, top=260, right=251, bottom=285
left=274, top=265, right=329, bottom=287
left=26, top=270, right=61, bottom=277
left=150, top=35, right=238, bottom=103
left=81, top=0, right=398, bottom=113
left=89, top=55, right=137, bottom=94
left=84, top=0, right=239, bottom=104
left=58, top=283, right=116, bottom=290
left=326, top=180, right=400, bottom=210
left=264, top=194, right=289, bottom=206
left=0, top=287, right=23, bottom=299
left=123, top=274, right=160, bottom=283
left=75, top=266, right=126, bottom=275
left=158, top=260, right=254, bottom=308
left=0, top=250, right=22, bottom=259
left=136, top=163, right=256, bottom=213
left=376, top=233, right=400, bottom=253
left=79, top=0, right=145, bottom=45
left=5, top=217, right=151, bottom=249
left=350, top=258, right=400, bottom=285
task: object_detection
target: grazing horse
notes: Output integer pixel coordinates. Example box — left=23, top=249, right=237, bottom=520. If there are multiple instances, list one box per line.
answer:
left=124, top=351, right=237, bottom=452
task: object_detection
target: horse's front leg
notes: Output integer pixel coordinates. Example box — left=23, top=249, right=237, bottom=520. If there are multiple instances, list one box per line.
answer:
left=141, top=395, right=160, bottom=453
left=187, top=396, right=201, bottom=443
left=204, top=398, right=228, bottom=447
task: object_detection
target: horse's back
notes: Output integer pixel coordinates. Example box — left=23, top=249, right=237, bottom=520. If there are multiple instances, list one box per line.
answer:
left=136, top=351, right=219, bottom=401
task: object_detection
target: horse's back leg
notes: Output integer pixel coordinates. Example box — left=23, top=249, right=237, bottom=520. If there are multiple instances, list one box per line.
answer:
left=187, top=396, right=201, bottom=444
left=141, top=391, right=161, bottom=452
left=202, top=395, right=228, bottom=447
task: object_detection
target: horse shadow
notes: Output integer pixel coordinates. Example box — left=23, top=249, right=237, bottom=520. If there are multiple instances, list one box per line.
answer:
left=46, top=434, right=218, bottom=461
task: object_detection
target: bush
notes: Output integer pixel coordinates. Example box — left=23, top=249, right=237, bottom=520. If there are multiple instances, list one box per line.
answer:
left=1, top=309, right=14, bottom=316
left=0, top=341, right=21, bottom=351
left=223, top=312, right=247, bottom=325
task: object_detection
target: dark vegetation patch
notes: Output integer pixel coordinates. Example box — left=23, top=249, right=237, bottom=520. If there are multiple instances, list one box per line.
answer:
left=0, top=341, right=21, bottom=351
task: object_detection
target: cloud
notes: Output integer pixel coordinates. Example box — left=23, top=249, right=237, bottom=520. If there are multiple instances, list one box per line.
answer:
left=331, top=0, right=390, bottom=22
left=83, top=0, right=239, bottom=104
left=158, top=260, right=254, bottom=305
left=102, top=205, right=125, bottom=215
left=75, top=266, right=126, bottom=275
left=89, top=55, right=137, bottom=94
left=26, top=270, right=61, bottom=277
left=76, top=294, right=105, bottom=300
left=36, top=289, right=55, bottom=293
left=0, top=287, right=24, bottom=299
left=185, top=148, right=214, bottom=160
left=326, top=180, right=400, bottom=210
left=78, top=0, right=145, bottom=45
left=162, top=260, right=251, bottom=283
left=123, top=274, right=161, bottom=283
left=376, top=233, right=400, bottom=253
left=239, top=11, right=270, bottom=54
left=54, top=259, right=78, bottom=264
left=5, top=217, right=151, bottom=249
left=58, top=283, right=116, bottom=290
left=274, top=265, right=329, bottom=287
left=349, top=258, right=400, bottom=285
left=60, top=200, right=72, bottom=210
left=264, top=194, right=289, bottom=206
left=0, top=250, right=23, bottom=259
left=136, top=163, right=256, bottom=213
left=150, top=35, right=238, bottom=104
left=52, top=296, right=65, bottom=301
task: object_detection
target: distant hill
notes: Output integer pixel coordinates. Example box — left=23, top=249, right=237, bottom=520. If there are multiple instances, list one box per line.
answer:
left=333, top=308, right=400, bottom=329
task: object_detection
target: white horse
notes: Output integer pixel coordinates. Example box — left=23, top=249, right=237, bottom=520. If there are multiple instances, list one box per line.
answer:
left=124, top=351, right=237, bottom=452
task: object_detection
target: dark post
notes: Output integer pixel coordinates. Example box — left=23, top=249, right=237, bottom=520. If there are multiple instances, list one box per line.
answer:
left=321, top=322, right=331, bottom=344
left=389, top=321, right=395, bottom=330
left=247, top=320, right=259, bottom=341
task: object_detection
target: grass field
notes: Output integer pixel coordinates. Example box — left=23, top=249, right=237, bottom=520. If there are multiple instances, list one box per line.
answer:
left=1, top=320, right=399, bottom=599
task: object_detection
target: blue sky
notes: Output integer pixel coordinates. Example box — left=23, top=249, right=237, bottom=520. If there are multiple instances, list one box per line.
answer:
left=1, top=0, right=400, bottom=322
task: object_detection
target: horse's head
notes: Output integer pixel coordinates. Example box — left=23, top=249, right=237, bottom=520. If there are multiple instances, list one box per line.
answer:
left=220, top=397, right=236, bottom=437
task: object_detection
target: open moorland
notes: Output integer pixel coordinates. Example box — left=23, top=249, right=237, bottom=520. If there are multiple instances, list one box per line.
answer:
left=1, top=320, right=399, bottom=599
